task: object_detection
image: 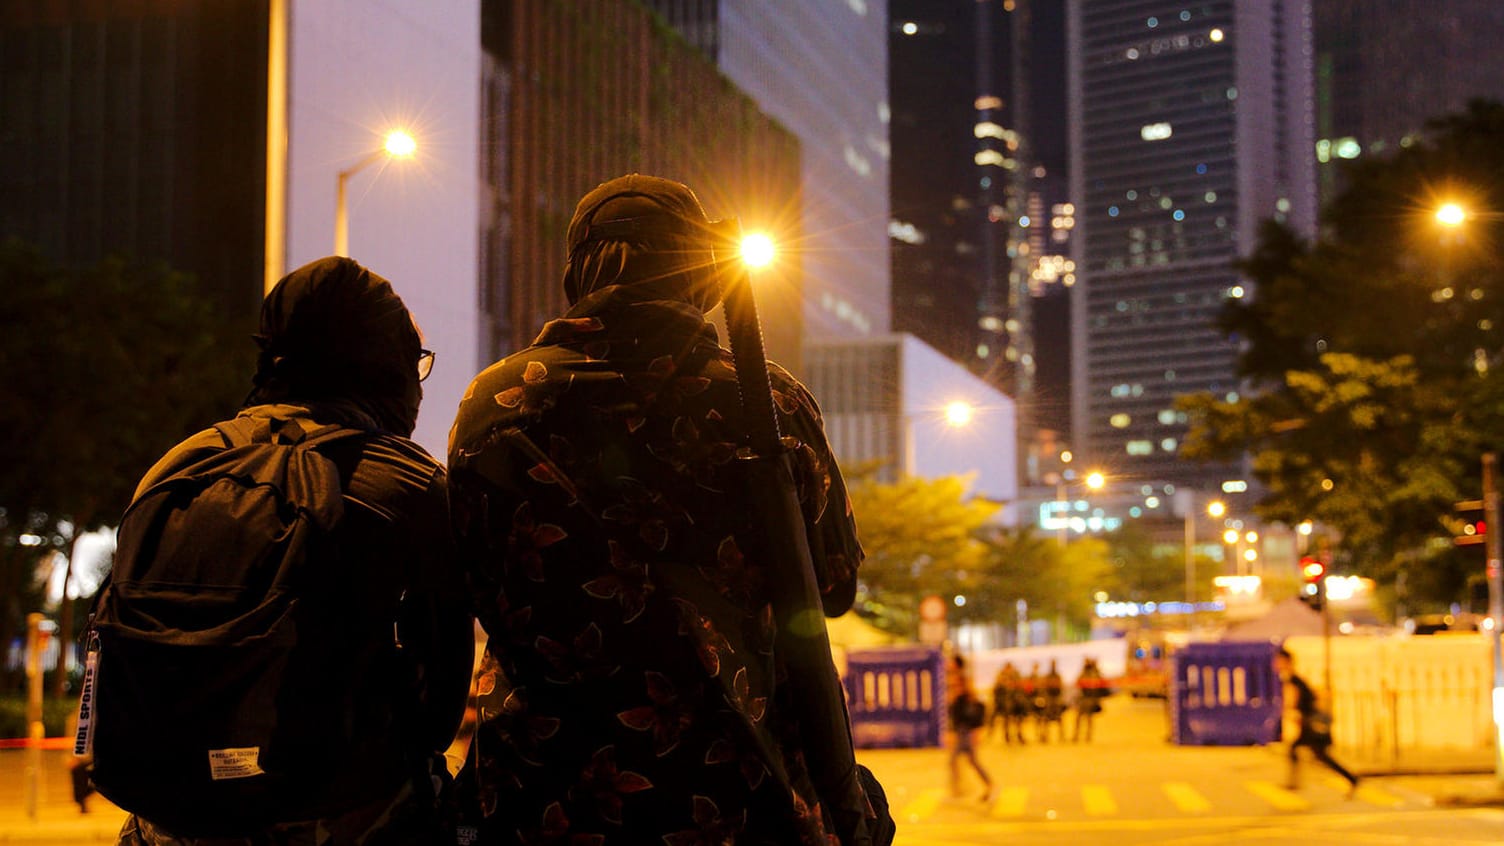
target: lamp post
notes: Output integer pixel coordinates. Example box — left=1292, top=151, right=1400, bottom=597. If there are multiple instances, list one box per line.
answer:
left=334, top=130, right=417, bottom=257
left=902, top=400, right=975, bottom=478
left=1185, top=498, right=1226, bottom=623
left=1052, top=463, right=1104, bottom=548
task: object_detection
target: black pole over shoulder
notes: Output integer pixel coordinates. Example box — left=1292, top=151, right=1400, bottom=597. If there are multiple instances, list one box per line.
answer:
left=719, top=264, right=872, bottom=846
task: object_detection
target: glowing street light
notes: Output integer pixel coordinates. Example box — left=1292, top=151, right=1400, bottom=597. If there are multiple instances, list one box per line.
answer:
left=1085, top=471, right=1106, bottom=490
left=334, top=129, right=418, bottom=257
left=1436, top=202, right=1468, bottom=227
left=1207, top=500, right=1227, bottom=519
left=943, top=400, right=975, bottom=427
left=740, top=232, right=776, bottom=268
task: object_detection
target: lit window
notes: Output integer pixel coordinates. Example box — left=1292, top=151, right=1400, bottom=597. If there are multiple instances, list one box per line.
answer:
left=975, top=95, right=1003, bottom=110
left=974, top=121, right=1007, bottom=139
left=1141, top=122, right=1173, bottom=141
left=1172, top=210, right=1185, bottom=221
left=1160, top=438, right=1178, bottom=452
left=975, top=149, right=1008, bottom=167
left=1276, top=198, right=1291, bottom=213
left=901, top=21, right=917, bottom=35
left=976, top=344, right=990, bottom=358
left=1110, top=413, right=1132, bottom=428
left=1158, top=409, right=1177, bottom=425
left=1335, top=138, right=1361, bottom=158
left=1126, top=440, right=1153, bottom=455
left=1108, top=206, right=1120, bottom=217
left=1229, top=285, right=1245, bottom=298
left=1126, top=48, right=1140, bottom=60
left=1210, top=28, right=1224, bottom=42
left=1204, top=191, right=1217, bottom=203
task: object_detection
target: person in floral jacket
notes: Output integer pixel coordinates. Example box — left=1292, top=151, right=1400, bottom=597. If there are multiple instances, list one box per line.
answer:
left=447, top=174, right=868, bottom=845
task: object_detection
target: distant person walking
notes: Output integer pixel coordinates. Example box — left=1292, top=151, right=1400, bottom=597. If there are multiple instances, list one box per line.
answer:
left=1072, top=658, right=1109, bottom=743
left=1276, top=647, right=1359, bottom=796
left=947, top=656, right=993, bottom=801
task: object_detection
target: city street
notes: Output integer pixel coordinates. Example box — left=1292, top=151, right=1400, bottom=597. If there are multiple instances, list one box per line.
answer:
left=858, top=697, right=1503, bottom=845
left=2, top=696, right=1499, bottom=844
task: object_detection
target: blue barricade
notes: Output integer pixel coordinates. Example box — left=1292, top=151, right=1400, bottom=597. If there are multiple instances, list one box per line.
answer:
left=843, top=646, right=945, bottom=748
left=1170, top=641, right=1281, bottom=745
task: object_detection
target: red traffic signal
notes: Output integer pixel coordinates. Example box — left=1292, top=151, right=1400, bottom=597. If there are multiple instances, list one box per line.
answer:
left=1299, top=556, right=1326, bottom=610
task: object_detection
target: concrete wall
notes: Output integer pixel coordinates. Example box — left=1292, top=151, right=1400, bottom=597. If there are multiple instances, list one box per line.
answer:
left=285, top=0, right=481, bottom=456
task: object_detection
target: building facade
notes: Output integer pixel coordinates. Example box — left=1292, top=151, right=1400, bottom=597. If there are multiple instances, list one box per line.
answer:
left=1313, top=0, right=1504, bottom=201
left=1066, top=0, right=1316, bottom=490
left=804, top=334, right=1018, bottom=507
left=1, top=0, right=483, bottom=456
left=478, top=0, right=804, bottom=372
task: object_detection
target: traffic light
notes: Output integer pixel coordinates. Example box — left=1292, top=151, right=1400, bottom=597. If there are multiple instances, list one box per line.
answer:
left=1299, top=556, right=1326, bottom=611
left=1454, top=499, right=1487, bottom=546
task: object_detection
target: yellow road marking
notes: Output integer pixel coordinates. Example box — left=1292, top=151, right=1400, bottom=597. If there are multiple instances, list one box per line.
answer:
left=1246, top=780, right=1312, bottom=811
left=1162, top=781, right=1212, bottom=813
left=900, top=787, right=946, bottom=821
left=1081, top=784, right=1118, bottom=815
left=990, top=785, right=1029, bottom=817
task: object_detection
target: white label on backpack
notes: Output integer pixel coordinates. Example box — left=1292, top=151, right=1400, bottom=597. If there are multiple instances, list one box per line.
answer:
left=73, top=639, right=100, bottom=758
left=208, top=747, right=265, bottom=780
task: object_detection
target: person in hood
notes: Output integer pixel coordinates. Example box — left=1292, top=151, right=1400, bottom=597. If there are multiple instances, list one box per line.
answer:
left=116, top=256, right=474, bottom=845
left=448, top=175, right=875, bottom=844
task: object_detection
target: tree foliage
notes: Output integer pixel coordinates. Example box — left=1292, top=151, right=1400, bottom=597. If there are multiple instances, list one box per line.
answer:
left=1178, top=100, right=1504, bottom=609
left=847, top=473, right=999, bottom=637
left=0, top=241, right=252, bottom=688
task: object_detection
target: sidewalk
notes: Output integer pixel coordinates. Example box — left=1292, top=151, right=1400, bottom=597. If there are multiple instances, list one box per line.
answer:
left=0, top=750, right=126, bottom=844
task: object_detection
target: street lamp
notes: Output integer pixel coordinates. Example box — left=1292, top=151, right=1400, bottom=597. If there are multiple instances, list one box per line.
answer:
left=1053, top=465, right=1105, bottom=547
left=901, top=400, right=975, bottom=478
left=334, top=129, right=417, bottom=257
left=1436, top=202, right=1468, bottom=227
left=1183, top=497, right=1227, bottom=624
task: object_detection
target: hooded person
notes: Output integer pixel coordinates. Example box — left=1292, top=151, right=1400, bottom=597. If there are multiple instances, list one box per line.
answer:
left=448, top=175, right=879, bottom=844
left=113, top=256, right=474, bottom=846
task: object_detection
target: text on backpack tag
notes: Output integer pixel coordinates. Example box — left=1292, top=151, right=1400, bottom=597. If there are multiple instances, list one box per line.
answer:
left=208, top=747, right=265, bottom=780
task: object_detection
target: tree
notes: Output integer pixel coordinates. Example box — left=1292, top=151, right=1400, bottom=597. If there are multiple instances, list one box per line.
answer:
left=1178, top=100, right=1504, bottom=609
left=0, top=241, right=252, bottom=692
left=975, top=527, right=1115, bottom=642
left=846, top=473, right=999, bottom=638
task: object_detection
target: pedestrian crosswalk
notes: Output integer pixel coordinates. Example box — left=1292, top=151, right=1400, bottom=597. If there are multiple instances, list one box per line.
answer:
left=897, top=778, right=1407, bottom=822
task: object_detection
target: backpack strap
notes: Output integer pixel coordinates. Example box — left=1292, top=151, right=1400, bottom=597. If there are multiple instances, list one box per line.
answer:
left=214, top=416, right=365, bottom=451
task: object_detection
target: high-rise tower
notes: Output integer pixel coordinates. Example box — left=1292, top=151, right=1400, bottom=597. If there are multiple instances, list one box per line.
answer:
left=1066, top=0, right=1316, bottom=489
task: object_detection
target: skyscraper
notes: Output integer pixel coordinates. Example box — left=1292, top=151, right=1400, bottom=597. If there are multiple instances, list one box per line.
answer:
left=1066, top=0, right=1316, bottom=489
left=1313, top=0, right=1504, bottom=200
left=642, top=0, right=892, bottom=344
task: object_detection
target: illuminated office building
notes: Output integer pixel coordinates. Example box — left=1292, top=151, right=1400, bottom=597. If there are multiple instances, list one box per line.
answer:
left=1066, top=0, right=1316, bottom=489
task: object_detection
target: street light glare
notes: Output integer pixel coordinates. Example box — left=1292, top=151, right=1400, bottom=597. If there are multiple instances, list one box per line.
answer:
left=384, top=130, right=417, bottom=158
left=740, top=232, right=776, bottom=268
left=1085, top=471, right=1105, bottom=490
left=1206, top=500, right=1226, bottom=518
left=943, top=400, right=974, bottom=427
left=1436, top=202, right=1467, bottom=227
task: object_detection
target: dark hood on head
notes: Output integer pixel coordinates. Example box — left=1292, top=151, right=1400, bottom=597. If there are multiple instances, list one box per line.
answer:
left=562, top=174, right=727, bottom=313
left=246, top=256, right=422, bottom=436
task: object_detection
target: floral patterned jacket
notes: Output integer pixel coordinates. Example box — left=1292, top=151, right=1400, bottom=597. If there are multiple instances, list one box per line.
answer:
left=448, top=285, right=864, bottom=845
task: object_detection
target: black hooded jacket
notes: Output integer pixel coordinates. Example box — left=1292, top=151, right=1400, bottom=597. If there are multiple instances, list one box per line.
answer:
left=125, top=257, right=472, bottom=828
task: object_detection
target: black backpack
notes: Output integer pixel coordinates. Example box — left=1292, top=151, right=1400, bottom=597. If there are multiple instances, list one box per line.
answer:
left=82, top=415, right=367, bottom=835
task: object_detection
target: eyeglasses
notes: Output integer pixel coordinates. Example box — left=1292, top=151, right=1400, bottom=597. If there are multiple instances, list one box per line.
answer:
left=417, top=349, right=435, bottom=382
